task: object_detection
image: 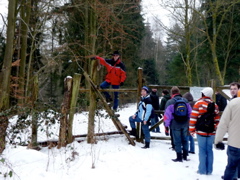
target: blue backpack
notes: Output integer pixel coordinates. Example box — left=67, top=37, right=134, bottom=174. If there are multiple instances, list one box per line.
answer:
left=172, top=97, right=188, bottom=121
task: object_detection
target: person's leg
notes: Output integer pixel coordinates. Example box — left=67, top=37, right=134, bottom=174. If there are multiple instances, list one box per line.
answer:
left=151, top=117, right=156, bottom=132
left=206, top=135, right=214, bottom=175
left=129, top=116, right=142, bottom=129
left=224, top=146, right=240, bottom=180
left=172, top=129, right=183, bottom=162
left=112, top=85, right=119, bottom=111
left=142, top=124, right=151, bottom=147
left=181, top=127, right=189, bottom=160
left=170, top=128, right=175, bottom=150
left=100, top=81, right=111, bottom=100
left=155, top=114, right=160, bottom=132
left=197, top=134, right=207, bottom=174
left=188, top=135, right=195, bottom=153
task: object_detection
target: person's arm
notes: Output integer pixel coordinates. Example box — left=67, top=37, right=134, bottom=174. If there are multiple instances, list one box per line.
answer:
left=119, top=63, right=126, bottom=83
left=143, top=104, right=152, bottom=124
left=189, top=102, right=200, bottom=135
left=214, top=103, right=230, bottom=145
left=163, top=105, right=174, bottom=127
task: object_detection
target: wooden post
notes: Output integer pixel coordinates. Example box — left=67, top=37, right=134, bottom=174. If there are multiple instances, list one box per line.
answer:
left=58, top=76, right=73, bottom=148
left=208, top=79, right=216, bottom=102
left=30, top=75, right=39, bottom=149
left=136, top=68, right=143, bottom=142
left=87, top=60, right=98, bottom=144
left=67, top=73, right=81, bottom=144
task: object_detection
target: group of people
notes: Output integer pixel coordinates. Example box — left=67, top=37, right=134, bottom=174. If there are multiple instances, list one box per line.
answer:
left=93, top=51, right=240, bottom=180
left=128, top=83, right=240, bottom=180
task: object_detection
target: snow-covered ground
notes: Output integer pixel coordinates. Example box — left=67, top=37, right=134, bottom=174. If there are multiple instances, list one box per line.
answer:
left=1, top=103, right=228, bottom=180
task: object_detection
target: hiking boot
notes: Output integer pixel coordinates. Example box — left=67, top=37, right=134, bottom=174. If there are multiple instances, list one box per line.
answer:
left=129, top=128, right=136, bottom=137
left=172, top=153, right=183, bottom=162
left=141, top=142, right=150, bottom=149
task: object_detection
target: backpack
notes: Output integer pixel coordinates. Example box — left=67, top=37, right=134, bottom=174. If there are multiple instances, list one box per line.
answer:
left=172, top=97, right=188, bottom=121
left=141, top=99, right=155, bottom=125
left=195, top=102, right=215, bottom=133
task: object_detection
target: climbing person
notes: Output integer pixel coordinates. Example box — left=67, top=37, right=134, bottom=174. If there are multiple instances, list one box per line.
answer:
left=129, top=86, right=153, bottom=149
left=92, top=51, right=126, bottom=111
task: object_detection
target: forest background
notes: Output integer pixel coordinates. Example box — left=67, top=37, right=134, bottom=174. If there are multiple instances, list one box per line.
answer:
left=0, top=0, right=240, bottom=153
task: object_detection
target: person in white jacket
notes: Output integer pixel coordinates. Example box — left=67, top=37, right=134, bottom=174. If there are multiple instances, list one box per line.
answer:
left=215, top=96, right=240, bottom=180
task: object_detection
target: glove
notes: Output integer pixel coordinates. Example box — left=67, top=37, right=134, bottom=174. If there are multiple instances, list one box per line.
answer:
left=90, top=56, right=96, bottom=60
left=215, top=142, right=225, bottom=150
left=120, top=82, right=124, bottom=86
left=165, top=127, right=169, bottom=136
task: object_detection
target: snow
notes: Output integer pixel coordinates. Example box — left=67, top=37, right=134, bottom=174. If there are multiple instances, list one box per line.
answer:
left=1, top=103, right=228, bottom=180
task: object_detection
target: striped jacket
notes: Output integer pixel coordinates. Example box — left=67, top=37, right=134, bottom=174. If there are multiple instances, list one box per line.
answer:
left=96, top=56, right=126, bottom=85
left=189, top=97, right=220, bottom=136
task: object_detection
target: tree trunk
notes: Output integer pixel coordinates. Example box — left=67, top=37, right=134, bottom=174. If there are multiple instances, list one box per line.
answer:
left=0, top=0, right=17, bottom=110
left=0, top=0, right=17, bottom=153
left=18, top=0, right=31, bottom=106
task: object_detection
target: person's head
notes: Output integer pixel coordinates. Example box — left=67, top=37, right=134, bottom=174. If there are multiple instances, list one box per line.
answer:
left=201, top=87, right=213, bottom=98
left=141, top=86, right=149, bottom=97
left=230, top=82, right=240, bottom=97
left=171, top=86, right=180, bottom=95
left=112, top=50, right=120, bottom=61
left=152, top=88, right=157, bottom=93
left=162, top=89, right=169, bottom=95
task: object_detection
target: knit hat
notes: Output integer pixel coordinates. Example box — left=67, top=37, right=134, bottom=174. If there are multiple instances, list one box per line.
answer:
left=142, top=86, right=149, bottom=93
left=201, top=87, right=213, bottom=98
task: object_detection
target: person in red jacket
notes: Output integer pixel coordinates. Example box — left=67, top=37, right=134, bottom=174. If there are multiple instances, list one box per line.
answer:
left=95, top=51, right=126, bottom=111
left=189, top=87, right=220, bottom=175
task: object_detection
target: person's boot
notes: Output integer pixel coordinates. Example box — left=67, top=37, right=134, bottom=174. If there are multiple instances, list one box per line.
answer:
left=183, top=150, right=190, bottom=161
left=141, top=142, right=150, bottom=149
left=129, top=128, right=136, bottom=137
left=172, top=153, right=183, bottom=162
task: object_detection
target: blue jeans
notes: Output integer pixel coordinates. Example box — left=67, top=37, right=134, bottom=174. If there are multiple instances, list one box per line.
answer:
left=188, top=135, right=195, bottom=153
left=100, top=81, right=119, bottom=110
left=129, top=116, right=150, bottom=143
left=196, top=134, right=214, bottom=175
left=224, top=145, right=240, bottom=180
left=151, top=114, right=160, bottom=132
left=172, top=127, right=188, bottom=154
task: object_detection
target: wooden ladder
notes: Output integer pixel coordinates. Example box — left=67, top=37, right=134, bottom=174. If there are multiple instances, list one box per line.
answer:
left=83, top=72, right=135, bottom=146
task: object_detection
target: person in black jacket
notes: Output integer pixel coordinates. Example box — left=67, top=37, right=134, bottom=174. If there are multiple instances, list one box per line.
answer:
left=215, top=91, right=227, bottom=112
left=150, top=88, right=160, bottom=133
left=160, top=89, right=171, bottom=110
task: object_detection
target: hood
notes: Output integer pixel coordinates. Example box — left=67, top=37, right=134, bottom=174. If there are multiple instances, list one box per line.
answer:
left=183, top=92, right=193, bottom=102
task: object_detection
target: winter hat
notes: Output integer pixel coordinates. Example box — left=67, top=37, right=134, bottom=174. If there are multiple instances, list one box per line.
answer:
left=142, top=86, right=149, bottom=93
left=201, top=87, right=213, bottom=98
left=111, top=50, right=120, bottom=56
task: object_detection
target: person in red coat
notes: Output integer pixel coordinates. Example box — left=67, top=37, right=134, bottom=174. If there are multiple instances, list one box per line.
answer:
left=95, top=51, right=126, bottom=111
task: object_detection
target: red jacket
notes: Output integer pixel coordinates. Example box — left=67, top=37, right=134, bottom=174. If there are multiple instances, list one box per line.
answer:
left=96, top=56, right=126, bottom=85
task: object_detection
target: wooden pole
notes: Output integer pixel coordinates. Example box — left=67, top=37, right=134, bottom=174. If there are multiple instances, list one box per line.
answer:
left=136, top=68, right=143, bottom=142
left=67, top=73, right=81, bottom=144
left=30, top=75, right=39, bottom=150
left=58, top=76, right=73, bottom=148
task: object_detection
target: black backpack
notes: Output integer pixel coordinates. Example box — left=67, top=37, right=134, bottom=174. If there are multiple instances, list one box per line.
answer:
left=172, top=97, right=188, bottom=121
left=195, top=102, right=216, bottom=133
